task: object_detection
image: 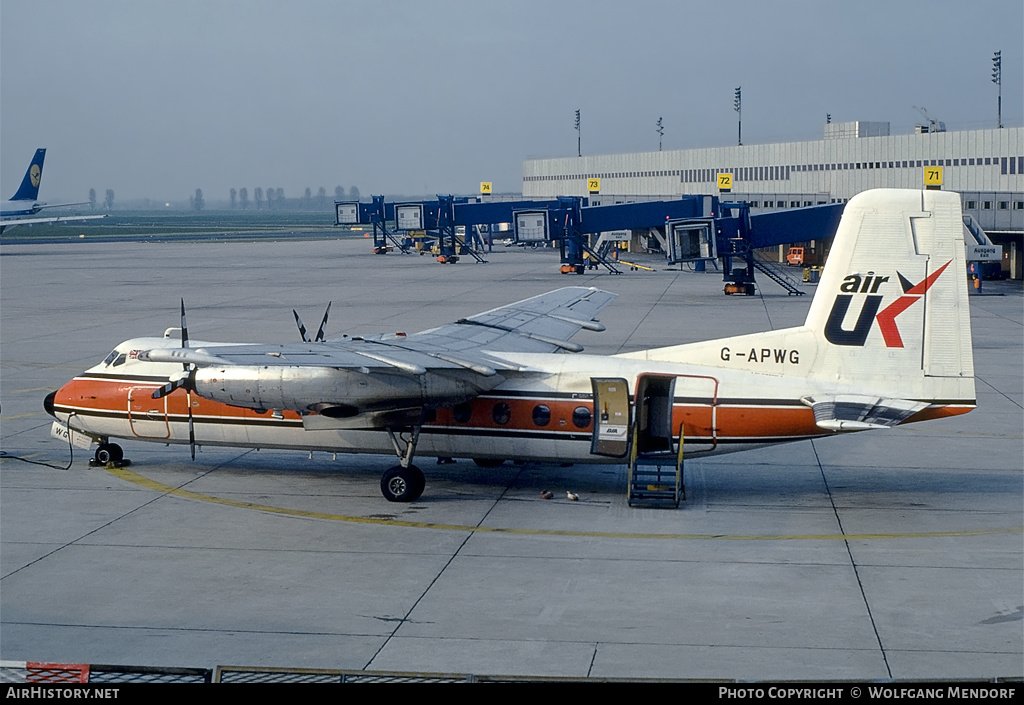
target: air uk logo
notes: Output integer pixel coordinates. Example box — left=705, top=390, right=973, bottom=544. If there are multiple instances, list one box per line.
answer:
left=824, top=260, right=952, bottom=347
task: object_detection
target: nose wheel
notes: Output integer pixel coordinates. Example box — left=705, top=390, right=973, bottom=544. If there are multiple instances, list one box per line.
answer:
left=92, top=442, right=125, bottom=466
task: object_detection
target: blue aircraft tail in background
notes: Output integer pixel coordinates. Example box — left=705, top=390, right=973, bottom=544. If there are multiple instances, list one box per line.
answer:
left=10, top=148, right=46, bottom=202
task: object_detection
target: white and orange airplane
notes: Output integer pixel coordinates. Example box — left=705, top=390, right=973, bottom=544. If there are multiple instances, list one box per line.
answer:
left=45, top=189, right=976, bottom=503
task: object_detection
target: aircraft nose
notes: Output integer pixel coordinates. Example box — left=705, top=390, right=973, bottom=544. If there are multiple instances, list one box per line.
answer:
left=43, top=390, right=57, bottom=418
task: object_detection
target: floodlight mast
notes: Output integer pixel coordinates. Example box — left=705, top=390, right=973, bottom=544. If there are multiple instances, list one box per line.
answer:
left=575, top=109, right=581, bottom=157
left=734, top=87, right=742, bottom=146
left=992, top=50, right=1002, bottom=129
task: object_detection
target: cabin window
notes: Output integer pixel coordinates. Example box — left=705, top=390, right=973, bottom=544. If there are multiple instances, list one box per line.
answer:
left=532, top=404, right=551, bottom=427
left=492, top=403, right=511, bottom=425
left=572, top=406, right=592, bottom=429
left=453, top=402, right=472, bottom=423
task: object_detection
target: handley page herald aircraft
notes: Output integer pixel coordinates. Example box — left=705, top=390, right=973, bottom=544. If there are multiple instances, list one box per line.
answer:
left=0, top=148, right=106, bottom=233
left=45, top=189, right=975, bottom=503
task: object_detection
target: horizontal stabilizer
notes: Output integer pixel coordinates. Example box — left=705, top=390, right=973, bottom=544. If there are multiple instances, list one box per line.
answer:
left=801, top=394, right=929, bottom=432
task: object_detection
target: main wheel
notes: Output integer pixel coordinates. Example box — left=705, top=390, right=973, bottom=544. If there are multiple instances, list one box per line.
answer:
left=380, top=465, right=425, bottom=502
left=95, top=443, right=123, bottom=464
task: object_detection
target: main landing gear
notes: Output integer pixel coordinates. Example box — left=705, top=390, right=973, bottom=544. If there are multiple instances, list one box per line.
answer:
left=381, top=426, right=425, bottom=502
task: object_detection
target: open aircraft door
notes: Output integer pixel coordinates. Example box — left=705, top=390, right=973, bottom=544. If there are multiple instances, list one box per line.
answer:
left=634, top=374, right=676, bottom=454
left=635, top=373, right=719, bottom=454
left=128, top=386, right=171, bottom=440
left=590, top=377, right=631, bottom=457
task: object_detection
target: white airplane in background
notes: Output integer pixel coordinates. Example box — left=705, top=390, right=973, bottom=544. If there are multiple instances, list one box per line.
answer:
left=45, top=189, right=976, bottom=503
left=0, top=148, right=106, bottom=232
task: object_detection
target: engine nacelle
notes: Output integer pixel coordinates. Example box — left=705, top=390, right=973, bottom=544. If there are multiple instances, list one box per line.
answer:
left=192, top=365, right=492, bottom=414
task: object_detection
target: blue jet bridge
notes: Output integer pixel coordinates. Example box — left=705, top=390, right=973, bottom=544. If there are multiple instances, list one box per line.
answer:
left=335, top=195, right=844, bottom=293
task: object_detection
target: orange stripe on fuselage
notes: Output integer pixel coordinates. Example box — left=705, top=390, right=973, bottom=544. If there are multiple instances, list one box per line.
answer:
left=55, top=377, right=303, bottom=422
left=56, top=377, right=969, bottom=442
left=905, top=405, right=975, bottom=423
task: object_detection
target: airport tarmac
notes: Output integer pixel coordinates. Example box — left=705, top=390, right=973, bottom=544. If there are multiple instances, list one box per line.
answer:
left=1, top=236, right=1021, bottom=681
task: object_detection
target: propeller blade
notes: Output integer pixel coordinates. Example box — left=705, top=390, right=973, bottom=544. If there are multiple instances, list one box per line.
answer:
left=152, top=379, right=182, bottom=399
left=168, top=300, right=197, bottom=460
left=187, top=391, right=196, bottom=460
left=315, top=302, right=332, bottom=342
left=179, top=299, right=190, bottom=349
left=293, top=309, right=311, bottom=342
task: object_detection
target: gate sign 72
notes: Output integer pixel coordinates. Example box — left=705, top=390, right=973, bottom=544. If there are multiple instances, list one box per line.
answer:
left=718, top=173, right=733, bottom=190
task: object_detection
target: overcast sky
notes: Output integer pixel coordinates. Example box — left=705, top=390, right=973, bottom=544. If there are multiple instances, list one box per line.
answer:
left=2, top=0, right=1021, bottom=204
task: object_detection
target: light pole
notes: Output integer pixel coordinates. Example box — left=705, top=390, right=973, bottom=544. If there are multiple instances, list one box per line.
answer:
left=575, top=109, right=581, bottom=157
left=656, top=116, right=664, bottom=151
left=734, top=87, right=742, bottom=146
left=992, top=51, right=1002, bottom=129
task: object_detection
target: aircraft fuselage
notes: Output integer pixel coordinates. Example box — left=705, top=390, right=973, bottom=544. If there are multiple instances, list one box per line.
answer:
left=46, top=336, right=968, bottom=464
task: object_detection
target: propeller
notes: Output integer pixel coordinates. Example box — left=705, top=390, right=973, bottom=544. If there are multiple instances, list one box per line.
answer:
left=293, top=303, right=332, bottom=343
left=151, top=299, right=197, bottom=459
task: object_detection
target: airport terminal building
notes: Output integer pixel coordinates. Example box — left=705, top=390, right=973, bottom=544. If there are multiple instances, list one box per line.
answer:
left=522, top=124, right=1023, bottom=276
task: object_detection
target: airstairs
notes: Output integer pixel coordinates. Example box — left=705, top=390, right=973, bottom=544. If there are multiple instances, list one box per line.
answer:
left=626, top=424, right=685, bottom=508
left=752, top=251, right=805, bottom=295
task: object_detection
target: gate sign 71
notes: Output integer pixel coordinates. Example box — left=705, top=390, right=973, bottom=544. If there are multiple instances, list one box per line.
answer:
left=924, top=166, right=943, bottom=186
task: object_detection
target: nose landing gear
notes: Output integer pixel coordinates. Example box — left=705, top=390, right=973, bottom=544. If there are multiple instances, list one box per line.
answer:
left=91, top=441, right=127, bottom=467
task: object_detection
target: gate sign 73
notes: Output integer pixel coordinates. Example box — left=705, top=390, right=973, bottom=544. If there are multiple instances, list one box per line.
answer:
left=588, top=178, right=601, bottom=193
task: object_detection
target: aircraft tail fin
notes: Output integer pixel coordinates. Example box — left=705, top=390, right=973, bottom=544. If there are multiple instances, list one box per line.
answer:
left=617, top=188, right=975, bottom=416
left=10, top=148, right=46, bottom=202
left=802, top=188, right=975, bottom=408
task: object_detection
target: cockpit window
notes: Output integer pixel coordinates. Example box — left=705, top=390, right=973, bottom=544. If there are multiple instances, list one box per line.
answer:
left=103, top=350, right=119, bottom=366
left=111, top=353, right=127, bottom=367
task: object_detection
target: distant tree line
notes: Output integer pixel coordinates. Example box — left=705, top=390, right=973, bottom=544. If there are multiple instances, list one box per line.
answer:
left=225, top=185, right=360, bottom=210
left=88, top=188, right=115, bottom=210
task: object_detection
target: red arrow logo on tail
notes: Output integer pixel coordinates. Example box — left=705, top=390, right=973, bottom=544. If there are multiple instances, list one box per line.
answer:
left=875, top=260, right=952, bottom=348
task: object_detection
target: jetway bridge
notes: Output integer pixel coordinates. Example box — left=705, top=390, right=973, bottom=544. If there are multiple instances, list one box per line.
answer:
left=335, top=195, right=845, bottom=292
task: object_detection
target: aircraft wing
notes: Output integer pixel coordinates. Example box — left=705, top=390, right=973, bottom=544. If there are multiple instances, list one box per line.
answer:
left=139, top=287, right=616, bottom=424
left=148, top=286, right=617, bottom=373
left=0, top=214, right=107, bottom=232
left=408, top=286, right=617, bottom=355
left=801, top=395, right=929, bottom=431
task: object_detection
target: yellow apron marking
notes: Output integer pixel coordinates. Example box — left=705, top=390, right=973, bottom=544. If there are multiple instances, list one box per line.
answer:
left=109, top=466, right=1023, bottom=541
left=2, top=411, right=46, bottom=421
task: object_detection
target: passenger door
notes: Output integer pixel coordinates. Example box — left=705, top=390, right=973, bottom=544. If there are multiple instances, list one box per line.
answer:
left=590, top=377, right=631, bottom=457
